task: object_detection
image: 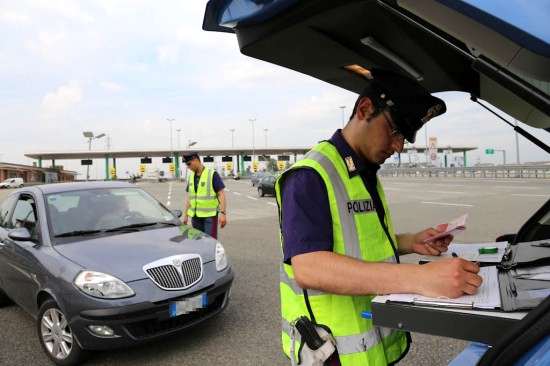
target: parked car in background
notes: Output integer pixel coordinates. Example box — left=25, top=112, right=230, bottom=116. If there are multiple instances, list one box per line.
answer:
left=250, top=172, right=266, bottom=187
left=257, top=175, right=276, bottom=197
left=0, top=177, right=24, bottom=189
left=0, top=181, right=233, bottom=365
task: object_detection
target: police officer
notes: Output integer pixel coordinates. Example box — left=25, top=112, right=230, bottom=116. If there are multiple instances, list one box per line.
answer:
left=182, top=153, right=227, bottom=238
left=275, top=70, right=482, bottom=365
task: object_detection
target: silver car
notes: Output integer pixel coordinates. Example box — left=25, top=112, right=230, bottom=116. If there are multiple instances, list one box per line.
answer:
left=0, top=181, right=233, bottom=365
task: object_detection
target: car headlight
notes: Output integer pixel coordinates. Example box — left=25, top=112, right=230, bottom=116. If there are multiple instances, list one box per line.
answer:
left=74, top=271, right=135, bottom=299
left=215, top=242, right=228, bottom=271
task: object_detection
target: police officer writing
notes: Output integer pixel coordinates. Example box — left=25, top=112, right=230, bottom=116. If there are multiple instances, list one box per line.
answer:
left=276, top=70, right=482, bottom=366
left=182, top=153, right=227, bottom=239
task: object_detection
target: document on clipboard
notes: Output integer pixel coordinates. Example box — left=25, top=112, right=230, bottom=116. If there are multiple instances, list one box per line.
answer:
left=423, top=213, right=468, bottom=243
left=386, top=266, right=501, bottom=309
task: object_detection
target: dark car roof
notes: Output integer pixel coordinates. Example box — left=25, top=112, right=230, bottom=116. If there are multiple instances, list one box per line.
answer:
left=203, top=0, right=550, bottom=130
left=34, top=181, right=135, bottom=195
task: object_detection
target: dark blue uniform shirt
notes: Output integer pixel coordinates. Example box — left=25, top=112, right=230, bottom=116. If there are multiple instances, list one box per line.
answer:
left=281, top=130, right=381, bottom=264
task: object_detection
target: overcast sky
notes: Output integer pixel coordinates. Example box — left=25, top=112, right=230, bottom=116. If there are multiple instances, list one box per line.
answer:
left=0, top=0, right=548, bottom=179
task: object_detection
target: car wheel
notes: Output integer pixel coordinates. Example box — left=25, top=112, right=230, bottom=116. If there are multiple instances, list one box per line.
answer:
left=37, top=300, right=87, bottom=366
left=258, top=187, right=264, bottom=197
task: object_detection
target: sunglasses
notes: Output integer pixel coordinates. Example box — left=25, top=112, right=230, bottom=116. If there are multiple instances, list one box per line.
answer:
left=382, top=110, right=404, bottom=140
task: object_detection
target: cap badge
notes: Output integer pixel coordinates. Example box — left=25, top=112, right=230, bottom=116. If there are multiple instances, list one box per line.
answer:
left=345, top=156, right=356, bottom=172
left=421, top=104, right=443, bottom=123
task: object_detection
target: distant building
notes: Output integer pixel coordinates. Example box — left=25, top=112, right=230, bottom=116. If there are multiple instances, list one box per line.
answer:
left=0, top=162, right=77, bottom=183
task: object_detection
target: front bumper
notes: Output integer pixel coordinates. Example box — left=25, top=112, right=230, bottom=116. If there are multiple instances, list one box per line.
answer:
left=71, top=270, right=233, bottom=350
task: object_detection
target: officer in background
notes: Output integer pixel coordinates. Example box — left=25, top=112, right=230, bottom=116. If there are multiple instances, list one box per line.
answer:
left=183, top=153, right=227, bottom=239
left=275, top=69, right=482, bottom=365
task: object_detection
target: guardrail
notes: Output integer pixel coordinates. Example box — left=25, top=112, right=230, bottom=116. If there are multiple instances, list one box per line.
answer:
left=379, top=165, right=550, bottom=179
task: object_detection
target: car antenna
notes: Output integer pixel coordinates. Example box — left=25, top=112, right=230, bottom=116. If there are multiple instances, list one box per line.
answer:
left=470, top=94, right=550, bottom=154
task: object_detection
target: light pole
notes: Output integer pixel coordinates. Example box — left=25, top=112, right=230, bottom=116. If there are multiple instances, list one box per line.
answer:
left=339, top=106, right=346, bottom=128
left=187, top=140, right=197, bottom=149
left=514, top=120, right=520, bottom=164
left=176, top=129, right=182, bottom=150
left=166, top=118, right=175, bottom=151
left=229, top=128, right=235, bottom=148
left=83, top=131, right=105, bottom=181
left=249, top=118, right=256, bottom=162
left=424, top=124, right=429, bottom=164
left=264, top=128, right=269, bottom=148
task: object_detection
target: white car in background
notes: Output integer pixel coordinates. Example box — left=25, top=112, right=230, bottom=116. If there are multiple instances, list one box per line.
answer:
left=0, top=178, right=24, bottom=189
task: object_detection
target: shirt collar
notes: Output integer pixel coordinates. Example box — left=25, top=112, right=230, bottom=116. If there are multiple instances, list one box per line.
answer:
left=328, top=129, right=380, bottom=177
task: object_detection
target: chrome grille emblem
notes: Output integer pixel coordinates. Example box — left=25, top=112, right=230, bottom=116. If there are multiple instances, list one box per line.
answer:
left=143, top=254, right=203, bottom=290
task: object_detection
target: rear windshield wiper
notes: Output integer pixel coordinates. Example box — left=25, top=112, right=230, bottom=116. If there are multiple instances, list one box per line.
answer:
left=105, top=221, right=178, bottom=232
left=55, top=229, right=103, bottom=238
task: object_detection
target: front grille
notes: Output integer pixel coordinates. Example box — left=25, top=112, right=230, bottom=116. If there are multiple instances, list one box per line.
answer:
left=124, top=292, right=226, bottom=339
left=144, top=255, right=203, bottom=290
left=146, top=265, right=185, bottom=288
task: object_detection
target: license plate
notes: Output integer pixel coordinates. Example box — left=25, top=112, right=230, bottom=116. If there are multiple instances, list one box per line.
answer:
left=169, top=293, right=207, bottom=318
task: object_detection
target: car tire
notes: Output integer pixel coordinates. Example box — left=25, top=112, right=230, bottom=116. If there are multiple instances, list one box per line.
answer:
left=37, top=300, right=87, bottom=366
left=258, top=187, right=264, bottom=197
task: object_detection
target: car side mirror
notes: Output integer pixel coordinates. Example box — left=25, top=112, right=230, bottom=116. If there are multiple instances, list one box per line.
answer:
left=8, top=227, right=32, bottom=241
left=172, top=209, right=183, bottom=218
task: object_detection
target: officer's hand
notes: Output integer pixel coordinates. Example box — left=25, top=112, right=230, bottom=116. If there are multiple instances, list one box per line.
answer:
left=183, top=216, right=188, bottom=225
left=219, top=214, right=227, bottom=228
left=411, top=224, right=453, bottom=256
left=420, top=258, right=482, bottom=298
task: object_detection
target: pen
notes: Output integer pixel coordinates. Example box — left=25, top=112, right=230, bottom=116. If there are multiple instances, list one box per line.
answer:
left=361, top=311, right=372, bottom=319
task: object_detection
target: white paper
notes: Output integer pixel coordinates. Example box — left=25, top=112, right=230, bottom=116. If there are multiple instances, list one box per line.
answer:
left=420, top=242, right=509, bottom=263
left=423, top=214, right=468, bottom=243
left=387, top=266, right=501, bottom=309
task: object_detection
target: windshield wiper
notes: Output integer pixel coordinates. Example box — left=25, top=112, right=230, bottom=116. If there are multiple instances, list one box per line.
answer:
left=105, top=221, right=178, bottom=232
left=55, top=229, right=103, bottom=238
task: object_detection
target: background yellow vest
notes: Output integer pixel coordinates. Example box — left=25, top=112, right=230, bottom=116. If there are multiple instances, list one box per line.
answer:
left=187, top=167, right=219, bottom=218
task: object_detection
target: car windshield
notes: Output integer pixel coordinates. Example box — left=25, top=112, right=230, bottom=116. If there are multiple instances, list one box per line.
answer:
left=46, top=187, right=177, bottom=238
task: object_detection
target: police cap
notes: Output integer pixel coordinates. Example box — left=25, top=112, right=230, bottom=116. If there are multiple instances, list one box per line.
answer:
left=182, top=152, right=199, bottom=163
left=366, top=69, right=446, bottom=143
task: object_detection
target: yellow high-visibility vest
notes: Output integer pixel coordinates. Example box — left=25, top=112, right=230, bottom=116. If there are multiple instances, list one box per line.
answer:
left=187, top=167, right=219, bottom=218
left=275, top=141, right=409, bottom=365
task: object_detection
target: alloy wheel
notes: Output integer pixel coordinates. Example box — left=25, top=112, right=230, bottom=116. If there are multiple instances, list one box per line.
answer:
left=41, top=308, right=73, bottom=360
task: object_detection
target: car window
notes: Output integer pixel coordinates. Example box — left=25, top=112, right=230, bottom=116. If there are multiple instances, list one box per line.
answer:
left=46, top=187, right=176, bottom=237
left=11, top=195, right=38, bottom=236
left=47, top=194, right=80, bottom=213
left=0, top=195, right=18, bottom=228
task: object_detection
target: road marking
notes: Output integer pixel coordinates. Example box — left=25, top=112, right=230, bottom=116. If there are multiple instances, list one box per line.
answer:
left=494, top=186, right=537, bottom=190
left=267, top=202, right=278, bottom=207
left=424, top=190, right=465, bottom=194
left=246, top=195, right=258, bottom=200
left=511, top=194, right=548, bottom=197
left=225, top=188, right=231, bottom=192
left=166, top=200, right=171, bottom=206
left=421, top=201, right=473, bottom=207
left=233, top=192, right=242, bottom=196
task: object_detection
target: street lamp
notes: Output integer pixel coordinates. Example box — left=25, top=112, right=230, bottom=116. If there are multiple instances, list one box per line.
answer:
left=176, top=129, right=182, bottom=150
left=339, top=106, right=346, bottom=128
left=83, top=131, right=105, bottom=181
left=166, top=118, right=175, bottom=151
left=187, top=140, right=197, bottom=149
left=264, top=128, right=269, bottom=148
left=229, top=128, right=235, bottom=148
left=249, top=118, right=256, bottom=161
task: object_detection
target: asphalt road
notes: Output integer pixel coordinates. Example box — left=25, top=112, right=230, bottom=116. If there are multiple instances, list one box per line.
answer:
left=0, top=177, right=548, bottom=366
